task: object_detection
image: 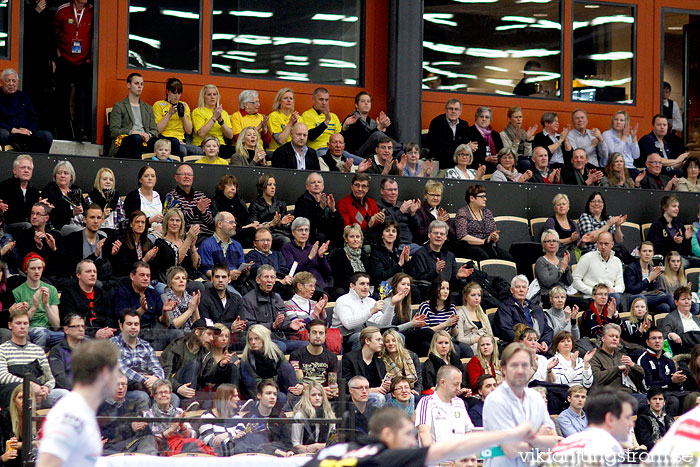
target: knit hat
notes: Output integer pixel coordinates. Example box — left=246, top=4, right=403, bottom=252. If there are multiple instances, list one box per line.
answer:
left=22, top=252, right=45, bottom=273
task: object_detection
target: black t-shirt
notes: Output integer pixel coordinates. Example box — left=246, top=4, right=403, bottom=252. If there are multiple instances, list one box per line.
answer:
left=304, top=440, right=429, bottom=467
left=290, top=346, right=338, bottom=386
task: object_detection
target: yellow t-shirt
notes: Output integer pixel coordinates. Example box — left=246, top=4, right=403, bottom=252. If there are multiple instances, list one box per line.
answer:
left=230, top=111, right=265, bottom=139
left=195, top=156, right=229, bottom=165
left=301, top=108, right=341, bottom=150
left=153, top=100, right=191, bottom=142
left=268, top=110, right=292, bottom=150
left=192, top=107, right=231, bottom=147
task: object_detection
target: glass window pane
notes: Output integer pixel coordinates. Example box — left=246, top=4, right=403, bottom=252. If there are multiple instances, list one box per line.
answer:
left=211, top=1, right=362, bottom=85
left=423, top=0, right=562, bottom=98
left=128, top=1, right=200, bottom=72
left=0, top=0, right=9, bottom=58
left=572, top=2, right=635, bottom=104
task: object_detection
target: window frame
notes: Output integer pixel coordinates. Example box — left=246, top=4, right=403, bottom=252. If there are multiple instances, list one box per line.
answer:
left=421, top=0, right=565, bottom=101
left=126, top=0, right=204, bottom=75
left=0, top=0, right=10, bottom=61
left=207, top=0, right=367, bottom=87
left=570, top=0, right=638, bottom=106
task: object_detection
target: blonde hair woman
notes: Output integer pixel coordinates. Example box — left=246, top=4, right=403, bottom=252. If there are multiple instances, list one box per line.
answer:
left=466, top=335, right=502, bottom=390
left=444, top=144, right=485, bottom=180
left=602, top=110, right=639, bottom=171
left=421, top=330, right=462, bottom=392
left=192, top=84, right=233, bottom=150
left=231, top=125, right=266, bottom=166
left=0, top=385, right=34, bottom=463
left=328, top=223, right=369, bottom=294
left=291, top=382, right=335, bottom=454
left=86, top=167, right=125, bottom=232
left=657, top=251, right=690, bottom=296
left=381, top=329, right=422, bottom=394
left=455, top=282, right=495, bottom=354
left=268, top=87, right=299, bottom=150
left=240, top=324, right=303, bottom=402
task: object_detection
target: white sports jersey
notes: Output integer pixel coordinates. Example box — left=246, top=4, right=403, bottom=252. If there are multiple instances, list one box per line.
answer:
left=39, top=391, right=102, bottom=467
left=415, top=393, right=473, bottom=443
left=650, top=405, right=700, bottom=466
left=549, top=426, right=624, bottom=466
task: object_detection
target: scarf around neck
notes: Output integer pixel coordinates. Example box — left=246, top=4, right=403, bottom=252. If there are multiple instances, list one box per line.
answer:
left=496, top=163, right=521, bottom=182
left=477, top=125, right=497, bottom=156
left=344, top=244, right=365, bottom=273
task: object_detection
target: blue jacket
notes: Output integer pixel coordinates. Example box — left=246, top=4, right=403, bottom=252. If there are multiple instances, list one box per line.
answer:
left=494, top=296, right=553, bottom=346
left=245, top=249, right=289, bottom=277
left=113, top=284, right=162, bottom=326
left=623, top=261, right=658, bottom=295
left=0, top=89, right=38, bottom=132
left=636, top=349, right=685, bottom=391
left=198, top=234, right=244, bottom=274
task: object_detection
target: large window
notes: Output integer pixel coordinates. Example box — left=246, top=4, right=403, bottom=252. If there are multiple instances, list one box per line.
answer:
left=211, top=1, right=363, bottom=84
left=423, top=0, right=562, bottom=98
left=128, top=1, right=201, bottom=72
left=572, top=1, right=635, bottom=104
left=0, top=0, right=8, bottom=59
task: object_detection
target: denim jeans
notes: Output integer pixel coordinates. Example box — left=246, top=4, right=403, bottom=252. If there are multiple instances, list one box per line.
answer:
left=29, top=327, right=64, bottom=350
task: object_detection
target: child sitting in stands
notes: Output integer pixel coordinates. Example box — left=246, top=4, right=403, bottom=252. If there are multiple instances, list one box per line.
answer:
left=196, top=136, right=228, bottom=165
left=152, top=139, right=178, bottom=162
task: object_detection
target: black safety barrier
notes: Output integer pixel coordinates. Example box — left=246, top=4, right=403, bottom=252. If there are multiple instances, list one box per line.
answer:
left=1, top=152, right=698, bottom=230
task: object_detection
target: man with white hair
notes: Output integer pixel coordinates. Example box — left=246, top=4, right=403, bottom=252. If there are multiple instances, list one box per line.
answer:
left=0, top=154, right=41, bottom=225
left=0, top=69, right=53, bottom=152
left=293, top=172, right=344, bottom=244
left=494, top=275, right=553, bottom=350
left=567, top=108, right=608, bottom=168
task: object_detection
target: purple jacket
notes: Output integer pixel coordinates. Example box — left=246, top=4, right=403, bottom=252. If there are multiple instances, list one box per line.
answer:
left=280, top=241, right=331, bottom=289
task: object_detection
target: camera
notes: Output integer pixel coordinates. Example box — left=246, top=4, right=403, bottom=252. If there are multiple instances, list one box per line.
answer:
left=171, top=101, right=185, bottom=118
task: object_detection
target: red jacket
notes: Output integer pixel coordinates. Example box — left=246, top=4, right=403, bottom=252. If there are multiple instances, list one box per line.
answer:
left=54, top=2, right=93, bottom=64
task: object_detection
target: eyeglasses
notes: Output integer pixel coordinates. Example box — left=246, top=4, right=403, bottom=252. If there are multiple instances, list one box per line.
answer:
left=295, top=228, right=310, bottom=233
left=349, top=386, right=369, bottom=391
left=154, top=390, right=171, bottom=396
left=475, top=194, right=487, bottom=198
left=254, top=238, right=272, bottom=243
left=393, top=386, right=411, bottom=392
left=352, top=183, right=369, bottom=189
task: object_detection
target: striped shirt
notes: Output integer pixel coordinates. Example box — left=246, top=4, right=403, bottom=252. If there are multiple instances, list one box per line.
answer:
left=0, top=340, right=55, bottom=389
left=417, top=302, right=457, bottom=330
left=548, top=353, right=594, bottom=388
left=415, top=393, right=472, bottom=443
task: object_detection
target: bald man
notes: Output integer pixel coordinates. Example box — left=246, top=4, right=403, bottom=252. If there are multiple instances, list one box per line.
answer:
left=271, top=122, right=321, bottom=170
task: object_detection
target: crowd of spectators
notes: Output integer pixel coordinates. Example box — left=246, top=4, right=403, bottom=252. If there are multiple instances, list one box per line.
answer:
left=1, top=68, right=700, bottom=462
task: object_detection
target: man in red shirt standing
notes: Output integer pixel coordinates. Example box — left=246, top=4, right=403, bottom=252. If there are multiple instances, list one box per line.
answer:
left=54, top=0, right=93, bottom=142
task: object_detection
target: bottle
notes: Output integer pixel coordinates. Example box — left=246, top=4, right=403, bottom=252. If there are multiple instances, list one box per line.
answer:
left=663, top=339, right=674, bottom=359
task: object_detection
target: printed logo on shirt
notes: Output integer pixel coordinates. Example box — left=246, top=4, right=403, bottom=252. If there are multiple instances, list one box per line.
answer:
left=58, top=413, right=84, bottom=433
left=676, top=419, right=700, bottom=441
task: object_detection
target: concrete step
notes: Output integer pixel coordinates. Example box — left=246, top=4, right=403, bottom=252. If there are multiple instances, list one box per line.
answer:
left=49, top=140, right=104, bottom=157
